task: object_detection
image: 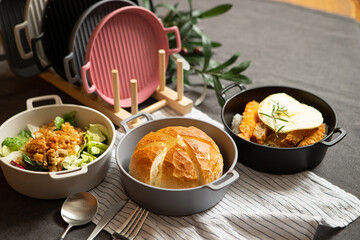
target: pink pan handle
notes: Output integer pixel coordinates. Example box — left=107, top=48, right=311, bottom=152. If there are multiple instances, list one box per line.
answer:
left=81, top=61, right=96, bottom=93
left=164, top=26, right=181, bottom=55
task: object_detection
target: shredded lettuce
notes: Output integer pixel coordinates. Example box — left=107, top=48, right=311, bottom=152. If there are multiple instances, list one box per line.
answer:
left=1, top=129, right=31, bottom=151
left=27, top=124, right=39, bottom=138
left=0, top=145, right=11, bottom=157
left=1, top=111, right=110, bottom=172
left=0, top=150, right=23, bottom=163
left=86, top=124, right=108, bottom=143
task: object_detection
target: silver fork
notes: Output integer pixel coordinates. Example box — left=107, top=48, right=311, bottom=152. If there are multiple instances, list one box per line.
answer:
left=112, top=206, right=149, bottom=240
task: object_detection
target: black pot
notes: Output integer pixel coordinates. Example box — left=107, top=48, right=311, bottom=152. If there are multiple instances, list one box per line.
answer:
left=219, top=84, right=346, bottom=174
left=31, top=0, right=102, bottom=78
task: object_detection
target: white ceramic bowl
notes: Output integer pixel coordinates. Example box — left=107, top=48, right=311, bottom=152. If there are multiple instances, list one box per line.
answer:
left=0, top=95, right=116, bottom=199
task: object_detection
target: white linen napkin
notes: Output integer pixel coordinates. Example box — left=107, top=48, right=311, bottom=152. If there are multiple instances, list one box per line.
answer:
left=89, top=107, right=360, bottom=240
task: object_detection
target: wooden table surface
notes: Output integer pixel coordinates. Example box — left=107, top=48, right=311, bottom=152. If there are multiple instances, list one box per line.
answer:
left=277, top=0, right=360, bottom=21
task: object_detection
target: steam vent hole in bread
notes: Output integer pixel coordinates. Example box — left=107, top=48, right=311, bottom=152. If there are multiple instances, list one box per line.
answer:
left=129, top=126, right=224, bottom=189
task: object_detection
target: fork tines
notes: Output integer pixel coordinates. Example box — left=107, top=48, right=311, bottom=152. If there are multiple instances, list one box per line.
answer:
left=112, top=206, right=149, bottom=240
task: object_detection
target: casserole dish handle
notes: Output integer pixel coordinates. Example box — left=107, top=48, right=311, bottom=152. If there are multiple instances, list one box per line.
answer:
left=49, top=165, right=88, bottom=179
left=81, top=62, right=96, bottom=94
left=218, top=83, right=246, bottom=103
left=31, top=32, right=51, bottom=71
left=64, top=52, right=78, bottom=84
left=204, top=169, right=239, bottom=191
left=26, top=95, right=63, bottom=110
left=321, top=127, right=346, bottom=147
left=121, top=112, right=153, bottom=133
left=164, top=26, right=181, bottom=55
left=14, top=20, right=33, bottom=59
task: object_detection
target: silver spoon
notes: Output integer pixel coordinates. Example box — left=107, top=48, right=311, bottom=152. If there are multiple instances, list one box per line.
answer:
left=59, top=192, right=98, bottom=240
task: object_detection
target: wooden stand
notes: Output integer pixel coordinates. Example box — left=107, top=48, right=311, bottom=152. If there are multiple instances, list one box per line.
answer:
left=39, top=49, right=193, bottom=127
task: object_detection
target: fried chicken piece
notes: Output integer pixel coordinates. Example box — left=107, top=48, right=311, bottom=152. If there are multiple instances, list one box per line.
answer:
left=238, top=100, right=260, bottom=141
left=298, top=123, right=326, bottom=147
left=251, top=122, right=270, bottom=144
left=281, top=128, right=319, bottom=147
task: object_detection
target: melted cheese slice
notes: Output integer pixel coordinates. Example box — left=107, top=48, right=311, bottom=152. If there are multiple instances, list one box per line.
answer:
left=258, top=93, right=323, bottom=133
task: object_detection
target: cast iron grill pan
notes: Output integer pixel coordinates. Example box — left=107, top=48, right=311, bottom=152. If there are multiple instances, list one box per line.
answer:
left=32, top=0, right=102, bottom=79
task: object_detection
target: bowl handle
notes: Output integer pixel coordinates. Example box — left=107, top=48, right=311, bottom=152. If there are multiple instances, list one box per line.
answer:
left=204, top=169, right=239, bottom=191
left=321, top=127, right=346, bottom=147
left=26, top=95, right=63, bottom=110
left=31, top=32, right=51, bottom=71
left=14, top=20, right=33, bottom=59
left=121, top=112, right=153, bottom=133
left=217, top=83, right=246, bottom=103
left=164, top=26, right=181, bottom=55
left=49, top=166, right=88, bottom=179
left=81, top=61, right=96, bottom=93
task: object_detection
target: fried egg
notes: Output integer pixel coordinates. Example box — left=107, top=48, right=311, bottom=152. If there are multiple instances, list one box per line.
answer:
left=258, top=93, right=323, bottom=133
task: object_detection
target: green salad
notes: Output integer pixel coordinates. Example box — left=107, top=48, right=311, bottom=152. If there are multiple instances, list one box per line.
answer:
left=0, top=111, right=110, bottom=172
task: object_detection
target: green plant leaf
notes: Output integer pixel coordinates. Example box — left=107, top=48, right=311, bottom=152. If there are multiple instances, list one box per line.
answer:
left=207, top=52, right=240, bottom=73
left=213, top=76, right=225, bottom=107
left=142, top=0, right=152, bottom=10
left=180, top=21, right=193, bottom=39
left=225, top=60, right=251, bottom=74
left=189, top=41, right=222, bottom=48
left=220, top=73, right=252, bottom=84
left=171, top=53, right=190, bottom=71
left=195, top=73, right=208, bottom=106
left=199, top=4, right=232, bottom=19
left=191, top=26, right=212, bottom=71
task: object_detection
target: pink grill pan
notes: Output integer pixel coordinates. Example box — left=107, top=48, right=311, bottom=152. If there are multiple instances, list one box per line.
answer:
left=81, top=6, right=181, bottom=108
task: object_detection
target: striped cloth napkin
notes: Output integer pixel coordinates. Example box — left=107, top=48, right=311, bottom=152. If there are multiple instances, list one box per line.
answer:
left=89, top=107, right=360, bottom=240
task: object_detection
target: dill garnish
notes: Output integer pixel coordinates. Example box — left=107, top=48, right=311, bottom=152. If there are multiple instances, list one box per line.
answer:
left=259, top=100, right=289, bottom=136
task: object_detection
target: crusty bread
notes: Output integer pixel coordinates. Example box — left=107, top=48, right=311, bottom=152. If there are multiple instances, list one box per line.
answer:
left=129, top=126, right=224, bottom=189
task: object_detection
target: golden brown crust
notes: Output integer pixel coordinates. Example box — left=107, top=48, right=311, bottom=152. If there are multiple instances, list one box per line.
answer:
left=129, top=126, right=224, bottom=189
left=238, top=100, right=260, bottom=141
left=298, top=123, right=326, bottom=147
left=281, top=128, right=318, bottom=147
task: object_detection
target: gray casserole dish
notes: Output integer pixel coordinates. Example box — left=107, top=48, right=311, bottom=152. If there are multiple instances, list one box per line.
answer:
left=0, top=95, right=116, bottom=199
left=116, top=112, right=239, bottom=216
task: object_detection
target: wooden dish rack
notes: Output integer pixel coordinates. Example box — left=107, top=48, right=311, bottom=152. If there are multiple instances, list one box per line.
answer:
left=39, top=49, right=193, bottom=127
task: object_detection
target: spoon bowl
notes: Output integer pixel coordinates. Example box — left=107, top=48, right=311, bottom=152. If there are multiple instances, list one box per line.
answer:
left=59, top=192, right=98, bottom=239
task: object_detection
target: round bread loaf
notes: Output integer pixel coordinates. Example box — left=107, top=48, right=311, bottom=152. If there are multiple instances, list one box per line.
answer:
left=129, top=126, right=224, bottom=189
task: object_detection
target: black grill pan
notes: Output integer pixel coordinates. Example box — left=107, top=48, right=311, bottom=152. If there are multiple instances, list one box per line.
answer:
left=31, top=0, right=102, bottom=79
left=64, top=0, right=136, bottom=84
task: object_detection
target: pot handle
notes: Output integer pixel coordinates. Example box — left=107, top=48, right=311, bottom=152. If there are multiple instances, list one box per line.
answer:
left=204, top=169, right=239, bottom=191
left=121, top=112, right=153, bottom=133
left=81, top=61, right=96, bottom=93
left=14, top=20, right=33, bottom=59
left=217, top=83, right=246, bottom=102
left=64, top=52, right=79, bottom=84
left=26, top=95, right=63, bottom=110
left=49, top=166, right=88, bottom=179
left=31, top=32, right=51, bottom=71
left=164, top=26, right=181, bottom=55
left=321, top=127, right=346, bottom=147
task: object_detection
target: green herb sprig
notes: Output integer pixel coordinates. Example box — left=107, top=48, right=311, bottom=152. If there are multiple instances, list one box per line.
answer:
left=259, top=100, right=289, bottom=136
left=141, top=0, right=252, bottom=106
